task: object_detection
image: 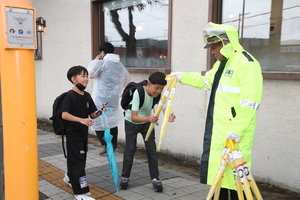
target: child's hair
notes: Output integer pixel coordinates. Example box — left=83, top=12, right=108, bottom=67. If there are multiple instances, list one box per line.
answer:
left=99, top=42, right=114, bottom=53
left=67, top=65, right=88, bottom=83
left=149, top=72, right=167, bottom=86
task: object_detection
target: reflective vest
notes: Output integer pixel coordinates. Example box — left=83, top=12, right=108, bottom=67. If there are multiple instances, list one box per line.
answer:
left=181, top=48, right=263, bottom=189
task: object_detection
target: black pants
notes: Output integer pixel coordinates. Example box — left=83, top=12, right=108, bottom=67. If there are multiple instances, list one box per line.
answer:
left=121, top=120, right=159, bottom=180
left=217, top=188, right=246, bottom=200
left=66, top=137, right=89, bottom=195
left=95, top=126, right=118, bottom=149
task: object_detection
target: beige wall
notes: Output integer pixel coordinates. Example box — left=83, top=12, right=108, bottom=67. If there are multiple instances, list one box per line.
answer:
left=33, top=0, right=92, bottom=122
left=33, top=0, right=300, bottom=193
left=253, top=79, right=300, bottom=191
left=157, top=0, right=208, bottom=160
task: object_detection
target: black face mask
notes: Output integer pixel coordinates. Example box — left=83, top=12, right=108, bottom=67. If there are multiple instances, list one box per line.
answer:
left=76, top=83, right=86, bottom=91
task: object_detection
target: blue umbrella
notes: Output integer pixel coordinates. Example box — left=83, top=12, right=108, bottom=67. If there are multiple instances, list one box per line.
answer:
left=102, top=108, right=119, bottom=193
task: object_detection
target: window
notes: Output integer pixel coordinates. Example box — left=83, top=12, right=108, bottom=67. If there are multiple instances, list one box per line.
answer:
left=92, top=0, right=171, bottom=74
left=210, top=0, right=300, bottom=79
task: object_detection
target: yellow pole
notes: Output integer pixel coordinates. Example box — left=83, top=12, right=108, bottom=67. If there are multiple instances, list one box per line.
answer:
left=157, top=76, right=177, bottom=151
left=145, top=75, right=173, bottom=141
left=0, top=0, right=38, bottom=199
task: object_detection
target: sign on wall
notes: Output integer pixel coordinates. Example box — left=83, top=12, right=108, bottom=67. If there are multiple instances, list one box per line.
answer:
left=5, top=6, right=35, bottom=49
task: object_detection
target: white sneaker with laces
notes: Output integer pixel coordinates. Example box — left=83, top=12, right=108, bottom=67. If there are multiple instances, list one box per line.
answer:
left=74, top=194, right=95, bottom=200
left=64, top=173, right=91, bottom=196
left=63, top=173, right=72, bottom=187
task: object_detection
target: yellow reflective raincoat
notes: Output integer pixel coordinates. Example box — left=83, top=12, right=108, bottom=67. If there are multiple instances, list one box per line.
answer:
left=180, top=23, right=263, bottom=189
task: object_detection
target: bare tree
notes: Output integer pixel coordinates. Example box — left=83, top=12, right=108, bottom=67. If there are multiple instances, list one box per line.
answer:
left=106, top=0, right=166, bottom=65
left=110, top=6, right=137, bottom=59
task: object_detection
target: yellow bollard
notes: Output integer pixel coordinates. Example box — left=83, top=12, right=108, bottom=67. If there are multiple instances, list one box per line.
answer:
left=0, top=0, right=38, bottom=199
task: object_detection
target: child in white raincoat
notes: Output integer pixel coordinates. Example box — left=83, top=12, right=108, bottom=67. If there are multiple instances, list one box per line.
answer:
left=87, top=42, right=131, bottom=155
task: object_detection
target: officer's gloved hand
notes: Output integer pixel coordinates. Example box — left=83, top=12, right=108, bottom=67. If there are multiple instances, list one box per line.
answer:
left=226, top=131, right=241, bottom=143
left=170, top=72, right=182, bottom=82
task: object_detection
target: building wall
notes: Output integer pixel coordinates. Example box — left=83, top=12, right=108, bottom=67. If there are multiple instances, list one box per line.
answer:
left=253, top=79, right=300, bottom=192
left=32, top=0, right=300, bottom=193
left=33, top=0, right=92, bottom=122
left=158, top=0, right=208, bottom=161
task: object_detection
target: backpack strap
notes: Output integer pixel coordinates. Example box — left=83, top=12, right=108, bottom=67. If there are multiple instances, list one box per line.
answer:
left=137, top=85, right=145, bottom=109
left=137, top=86, right=161, bottom=109
left=62, top=90, right=77, bottom=158
left=68, top=90, right=78, bottom=111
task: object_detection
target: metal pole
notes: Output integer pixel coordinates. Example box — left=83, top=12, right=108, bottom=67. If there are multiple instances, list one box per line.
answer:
left=238, top=13, right=241, bottom=38
left=241, top=0, right=245, bottom=41
left=269, top=0, right=283, bottom=70
left=0, top=82, right=3, bottom=200
left=0, top=0, right=39, bottom=199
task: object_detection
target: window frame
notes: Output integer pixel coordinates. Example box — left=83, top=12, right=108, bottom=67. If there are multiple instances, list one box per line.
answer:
left=91, top=0, right=172, bottom=74
left=208, top=0, right=300, bottom=79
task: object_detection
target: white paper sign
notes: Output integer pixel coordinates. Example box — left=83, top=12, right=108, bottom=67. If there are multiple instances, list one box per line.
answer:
left=6, top=7, right=35, bottom=48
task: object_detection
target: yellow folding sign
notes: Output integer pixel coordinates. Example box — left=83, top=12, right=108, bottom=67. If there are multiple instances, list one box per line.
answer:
left=206, top=139, right=263, bottom=200
left=157, top=76, right=177, bottom=151
left=145, top=75, right=173, bottom=141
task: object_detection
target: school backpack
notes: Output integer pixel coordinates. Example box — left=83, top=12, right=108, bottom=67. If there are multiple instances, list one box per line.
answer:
left=121, top=80, right=161, bottom=110
left=49, top=90, right=76, bottom=158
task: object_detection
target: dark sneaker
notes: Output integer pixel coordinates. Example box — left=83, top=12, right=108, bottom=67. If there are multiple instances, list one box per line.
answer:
left=99, top=148, right=107, bottom=155
left=152, top=178, right=163, bottom=192
left=120, top=177, right=129, bottom=189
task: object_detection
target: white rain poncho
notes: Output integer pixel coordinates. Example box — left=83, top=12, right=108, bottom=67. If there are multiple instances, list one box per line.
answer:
left=87, top=54, right=131, bottom=131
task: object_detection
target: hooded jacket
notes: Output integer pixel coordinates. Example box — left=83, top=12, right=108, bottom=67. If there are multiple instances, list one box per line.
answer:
left=180, top=22, right=263, bottom=189
left=87, top=53, right=131, bottom=131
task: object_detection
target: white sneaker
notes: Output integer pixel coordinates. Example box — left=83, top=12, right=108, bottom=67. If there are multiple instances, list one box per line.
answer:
left=74, top=194, right=95, bottom=200
left=64, top=173, right=91, bottom=195
left=63, top=173, right=72, bottom=187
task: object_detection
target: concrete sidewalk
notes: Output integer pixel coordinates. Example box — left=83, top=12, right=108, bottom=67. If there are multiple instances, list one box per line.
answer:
left=38, top=129, right=300, bottom=200
left=38, top=129, right=208, bottom=200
